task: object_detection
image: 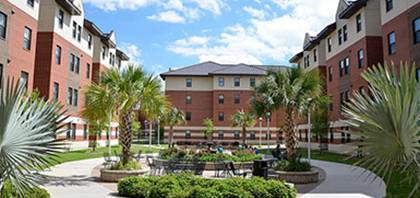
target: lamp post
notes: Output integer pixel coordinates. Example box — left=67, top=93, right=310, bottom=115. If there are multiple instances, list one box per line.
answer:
left=157, top=117, right=160, bottom=146
left=266, top=112, right=271, bottom=149
left=259, top=117, right=263, bottom=148
left=307, top=98, right=313, bottom=165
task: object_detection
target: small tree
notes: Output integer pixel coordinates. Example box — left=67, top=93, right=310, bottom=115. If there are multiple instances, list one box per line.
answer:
left=162, top=107, right=185, bottom=147
left=202, top=118, right=214, bottom=143
left=231, top=110, right=256, bottom=145
left=310, top=96, right=330, bottom=153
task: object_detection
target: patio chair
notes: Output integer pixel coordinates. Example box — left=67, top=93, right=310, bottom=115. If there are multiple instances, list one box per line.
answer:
left=214, top=161, right=227, bottom=177
left=146, top=156, right=156, bottom=175
left=226, top=161, right=251, bottom=178
left=134, top=150, right=142, bottom=162
left=102, top=152, right=116, bottom=168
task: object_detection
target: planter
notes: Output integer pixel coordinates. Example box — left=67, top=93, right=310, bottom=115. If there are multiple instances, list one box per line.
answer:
left=275, top=168, right=319, bottom=184
left=100, top=168, right=148, bottom=182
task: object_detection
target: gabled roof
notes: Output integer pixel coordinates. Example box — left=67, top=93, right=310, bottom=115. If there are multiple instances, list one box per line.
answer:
left=56, top=0, right=82, bottom=15
left=101, top=31, right=117, bottom=48
left=116, top=49, right=129, bottom=61
left=303, top=22, right=337, bottom=51
left=339, top=0, right=368, bottom=19
left=84, top=19, right=103, bottom=36
left=289, top=51, right=303, bottom=63
left=160, top=61, right=288, bottom=79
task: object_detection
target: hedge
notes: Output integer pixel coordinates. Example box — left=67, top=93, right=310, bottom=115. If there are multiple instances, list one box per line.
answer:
left=118, top=173, right=296, bottom=198
left=1, top=181, right=50, bottom=198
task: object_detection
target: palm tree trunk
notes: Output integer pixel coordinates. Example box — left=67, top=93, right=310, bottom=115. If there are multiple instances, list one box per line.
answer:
left=120, top=113, right=133, bottom=164
left=169, top=126, right=174, bottom=147
left=242, top=126, right=247, bottom=145
left=285, top=109, right=297, bottom=161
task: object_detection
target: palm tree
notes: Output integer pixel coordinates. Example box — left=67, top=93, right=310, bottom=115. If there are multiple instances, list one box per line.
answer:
left=202, top=118, right=215, bottom=143
left=82, top=83, right=116, bottom=152
left=100, top=65, right=163, bottom=164
left=231, top=110, right=256, bottom=145
left=344, top=63, right=420, bottom=196
left=142, top=94, right=169, bottom=146
left=254, top=68, right=321, bottom=160
left=163, top=107, right=185, bottom=147
left=0, top=79, right=65, bottom=194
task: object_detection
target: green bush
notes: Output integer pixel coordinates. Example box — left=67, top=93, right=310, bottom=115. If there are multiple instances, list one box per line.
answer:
left=118, top=173, right=296, bottom=198
left=110, top=160, right=142, bottom=170
left=159, top=148, right=262, bottom=162
left=1, top=181, right=50, bottom=198
left=274, top=160, right=311, bottom=172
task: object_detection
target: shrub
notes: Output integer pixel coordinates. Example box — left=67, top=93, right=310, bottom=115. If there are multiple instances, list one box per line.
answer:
left=111, top=160, right=142, bottom=170
left=1, top=181, right=50, bottom=198
left=159, top=148, right=262, bottom=162
left=118, top=173, right=297, bottom=198
left=274, top=160, right=311, bottom=172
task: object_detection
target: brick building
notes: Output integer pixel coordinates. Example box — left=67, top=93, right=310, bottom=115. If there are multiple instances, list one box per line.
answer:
left=290, top=0, right=420, bottom=144
left=0, top=0, right=129, bottom=142
left=160, top=62, right=287, bottom=145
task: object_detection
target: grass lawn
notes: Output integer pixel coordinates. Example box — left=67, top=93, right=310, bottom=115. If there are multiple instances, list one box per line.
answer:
left=47, top=144, right=166, bottom=167
left=293, top=148, right=416, bottom=198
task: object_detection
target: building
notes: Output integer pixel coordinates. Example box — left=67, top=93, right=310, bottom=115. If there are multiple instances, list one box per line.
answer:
left=0, top=0, right=129, bottom=142
left=160, top=61, right=287, bottom=145
left=0, top=0, right=40, bottom=91
left=290, top=0, right=420, bottom=144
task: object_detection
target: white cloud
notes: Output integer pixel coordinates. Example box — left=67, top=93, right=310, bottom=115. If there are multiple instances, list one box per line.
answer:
left=243, top=6, right=266, bottom=19
left=120, top=43, right=143, bottom=68
left=189, top=0, right=227, bottom=15
left=84, top=0, right=156, bottom=11
left=148, top=11, right=186, bottom=23
left=168, top=0, right=339, bottom=65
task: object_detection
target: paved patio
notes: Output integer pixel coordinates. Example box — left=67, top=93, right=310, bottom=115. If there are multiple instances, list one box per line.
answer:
left=41, top=157, right=386, bottom=198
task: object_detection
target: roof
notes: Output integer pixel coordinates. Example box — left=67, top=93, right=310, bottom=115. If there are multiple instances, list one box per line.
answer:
left=84, top=19, right=103, bottom=36
left=116, top=49, right=129, bottom=61
left=303, top=23, right=337, bottom=51
left=160, top=61, right=288, bottom=79
left=339, top=0, right=368, bottom=19
left=101, top=32, right=117, bottom=48
left=289, top=51, right=303, bottom=63
left=56, top=0, right=82, bottom=15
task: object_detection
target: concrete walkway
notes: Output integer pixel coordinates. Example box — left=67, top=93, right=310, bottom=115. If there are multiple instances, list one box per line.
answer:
left=41, top=158, right=386, bottom=198
left=300, top=160, right=386, bottom=198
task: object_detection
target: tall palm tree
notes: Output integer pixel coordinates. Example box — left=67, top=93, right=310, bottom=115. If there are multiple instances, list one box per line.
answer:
left=254, top=68, right=321, bottom=160
left=163, top=107, right=185, bottom=147
left=202, top=118, right=214, bottom=143
left=82, top=83, right=116, bottom=152
left=231, top=110, right=256, bottom=145
left=100, top=65, right=163, bottom=164
left=344, top=63, right=420, bottom=196
left=0, top=79, right=66, bottom=194
left=142, top=93, right=169, bottom=146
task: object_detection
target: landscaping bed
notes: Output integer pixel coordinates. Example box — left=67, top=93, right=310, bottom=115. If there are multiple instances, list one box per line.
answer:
left=118, top=173, right=297, bottom=198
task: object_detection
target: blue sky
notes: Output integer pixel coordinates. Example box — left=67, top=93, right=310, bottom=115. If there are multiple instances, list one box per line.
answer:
left=84, top=0, right=339, bottom=74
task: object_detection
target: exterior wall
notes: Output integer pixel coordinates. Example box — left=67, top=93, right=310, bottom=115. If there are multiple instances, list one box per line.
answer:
left=0, top=1, right=10, bottom=79
left=165, top=76, right=213, bottom=91
left=92, top=36, right=118, bottom=69
left=381, top=2, right=420, bottom=67
left=3, top=0, right=39, bottom=91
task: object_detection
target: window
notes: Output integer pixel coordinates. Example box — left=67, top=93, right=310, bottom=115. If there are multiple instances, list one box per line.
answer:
left=218, top=77, right=224, bottom=87
left=234, top=95, right=240, bottom=104
left=77, top=25, right=81, bottom=42
left=356, top=14, right=362, bottom=32
left=413, top=18, right=420, bottom=44
left=358, top=49, right=364, bottom=68
left=0, top=12, right=7, bottom=39
left=266, top=133, right=272, bottom=140
left=57, top=10, right=64, bottom=29
left=23, top=27, right=32, bottom=50
left=55, top=45, right=61, bottom=64
left=327, top=37, right=332, bottom=52
left=69, top=54, right=80, bottom=74
left=250, top=131, right=256, bottom=140
left=388, top=32, right=396, bottom=54
left=186, top=95, right=192, bottom=104
left=234, top=131, right=240, bottom=139
left=88, top=34, right=92, bottom=49
left=102, top=47, right=107, bottom=59
left=328, top=66, right=333, bottom=82
left=343, top=25, right=348, bottom=42
left=417, top=68, right=420, bottom=81
left=73, top=89, right=78, bottom=106
left=53, top=82, right=59, bottom=101
left=0, top=64, right=3, bottom=89
left=186, top=78, right=192, bottom=87
left=20, top=71, right=28, bottom=89
left=218, top=95, right=224, bottom=104
left=345, top=57, right=350, bottom=74
left=250, top=77, right=256, bottom=87
left=83, top=125, right=88, bottom=140
left=339, top=60, right=344, bottom=77
left=72, top=21, right=77, bottom=39
left=338, top=29, right=342, bottom=45
left=27, top=0, right=34, bottom=7
left=185, top=130, right=191, bottom=139
left=234, top=77, right=240, bottom=87
left=218, top=131, right=224, bottom=140
left=71, top=123, right=76, bottom=140
left=386, top=0, right=393, bottom=12
left=67, top=87, right=73, bottom=105
left=186, top=112, right=192, bottom=121
left=218, top=112, right=224, bottom=121
left=340, top=90, right=350, bottom=110
left=86, top=63, right=90, bottom=79
left=313, top=49, right=317, bottom=62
